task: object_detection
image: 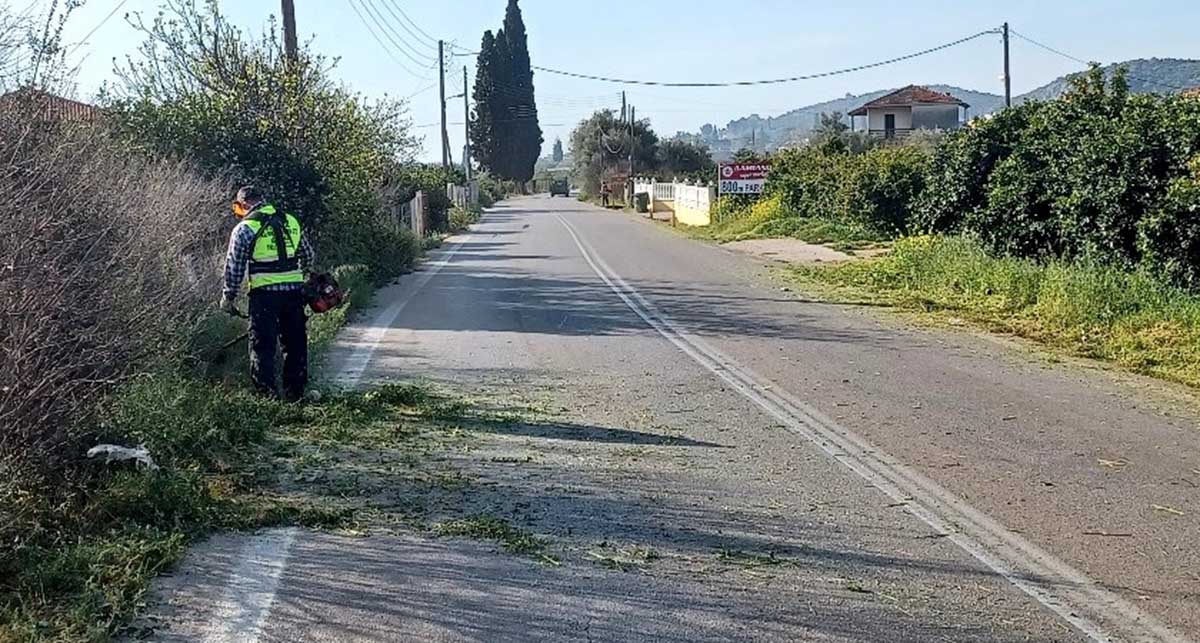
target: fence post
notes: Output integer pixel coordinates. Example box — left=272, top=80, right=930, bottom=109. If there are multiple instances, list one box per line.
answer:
left=413, top=190, right=426, bottom=238
left=648, top=177, right=656, bottom=218
left=670, top=179, right=678, bottom=227
left=706, top=186, right=716, bottom=226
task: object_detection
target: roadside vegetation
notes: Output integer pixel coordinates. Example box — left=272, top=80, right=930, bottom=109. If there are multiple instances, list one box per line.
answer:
left=701, top=67, right=1200, bottom=388
left=0, top=1, right=497, bottom=640
left=568, top=109, right=717, bottom=200
left=795, top=236, right=1200, bottom=387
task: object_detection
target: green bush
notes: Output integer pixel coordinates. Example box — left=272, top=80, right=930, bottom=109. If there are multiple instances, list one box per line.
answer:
left=767, top=145, right=845, bottom=219
left=1138, top=159, right=1200, bottom=288
left=837, top=145, right=929, bottom=235
left=448, top=204, right=482, bottom=232
left=109, top=2, right=425, bottom=282
left=916, top=104, right=1033, bottom=233
left=915, top=66, right=1200, bottom=285
left=477, top=174, right=511, bottom=204
left=710, top=195, right=755, bottom=225
left=387, top=163, right=463, bottom=233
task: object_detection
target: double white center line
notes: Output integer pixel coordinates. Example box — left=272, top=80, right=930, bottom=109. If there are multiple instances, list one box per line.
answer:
left=557, top=214, right=1187, bottom=643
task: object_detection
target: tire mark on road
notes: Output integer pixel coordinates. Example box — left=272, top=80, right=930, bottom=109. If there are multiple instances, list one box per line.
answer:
left=557, top=213, right=1188, bottom=643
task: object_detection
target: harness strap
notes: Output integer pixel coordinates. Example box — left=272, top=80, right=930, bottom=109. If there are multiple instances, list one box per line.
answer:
left=247, top=208, right=293, bottom=263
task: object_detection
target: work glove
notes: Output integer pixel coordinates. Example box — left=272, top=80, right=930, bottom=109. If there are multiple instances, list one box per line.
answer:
left=219, top=293, right=241, bottom=317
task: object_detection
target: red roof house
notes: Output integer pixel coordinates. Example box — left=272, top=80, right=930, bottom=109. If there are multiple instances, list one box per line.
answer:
left=0, top=88, right=102, bottom=121
left=848, top=85, right=969, bottom=139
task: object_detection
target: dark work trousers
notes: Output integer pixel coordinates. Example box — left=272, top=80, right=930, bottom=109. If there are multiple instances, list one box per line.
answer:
left=248, top=289, right=308, bottom=400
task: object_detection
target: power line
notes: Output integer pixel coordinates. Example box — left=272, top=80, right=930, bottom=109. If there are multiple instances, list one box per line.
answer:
left=527, top=30, right=998, bottom=87
left=359, top=0, right=436, bottom=67
left=1009, top=29, right=1188, bottom=92
left=1008, top=30, right=1089, bottom=67
left=66, top=0, right=129, bottom=55
left=383, top=0, right=438, bottom=46
left=344, top=0, right=431, bottom=80
left=404, top=81, right=437, bottom=101
left=448, top=43, right=479, bottom=57
left=376, top=0, right=438, bottom=54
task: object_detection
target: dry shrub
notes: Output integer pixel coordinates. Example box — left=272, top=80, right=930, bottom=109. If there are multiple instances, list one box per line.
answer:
left=0, top=104, right=233, bottom=549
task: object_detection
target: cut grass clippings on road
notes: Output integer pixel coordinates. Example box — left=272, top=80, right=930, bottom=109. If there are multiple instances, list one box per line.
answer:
left=434, top=515, right=554, bottom=562
left=1, top=378, right=475, bottom=642
left=790, top=235, right=1200, bottom=390
left=0, top=260, right=485, bottom=643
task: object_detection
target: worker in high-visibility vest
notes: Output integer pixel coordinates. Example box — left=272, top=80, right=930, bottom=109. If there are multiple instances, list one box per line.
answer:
left=220, top=186, right=315, bottom=401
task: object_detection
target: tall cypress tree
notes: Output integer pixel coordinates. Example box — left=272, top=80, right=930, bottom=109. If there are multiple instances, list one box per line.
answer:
left=502, top=0, right=541, bottom=184
left=470, top=31, right=499, bottom=174
left=490, top=29, right=514, bottom=180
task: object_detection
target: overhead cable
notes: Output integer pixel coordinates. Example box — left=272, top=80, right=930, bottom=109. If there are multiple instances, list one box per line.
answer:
left=360, top=0, right=437, bottom=67
left=65, top=0, right=129, bottom=55
left=377, top=0, right=438, bottom=53
left=1009, top=29, right=1188, bottom=92
left=345, top=0, right=431, bottom=80
left=527, top=30, right=998, bottom=87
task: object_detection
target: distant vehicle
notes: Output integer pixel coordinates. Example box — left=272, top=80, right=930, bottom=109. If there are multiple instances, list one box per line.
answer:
left=549, top=178, right=570, bottom=197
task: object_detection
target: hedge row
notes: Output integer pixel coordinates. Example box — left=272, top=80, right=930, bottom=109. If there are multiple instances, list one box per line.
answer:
left=749, top=67, right=1200, bottom=288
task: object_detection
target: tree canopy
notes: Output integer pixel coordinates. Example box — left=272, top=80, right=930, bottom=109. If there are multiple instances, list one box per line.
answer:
left=470, top=0, right=541, bottom=184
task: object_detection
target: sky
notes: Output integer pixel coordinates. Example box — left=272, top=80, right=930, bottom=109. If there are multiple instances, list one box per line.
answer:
left=24, top=0, right=1200, bottom=162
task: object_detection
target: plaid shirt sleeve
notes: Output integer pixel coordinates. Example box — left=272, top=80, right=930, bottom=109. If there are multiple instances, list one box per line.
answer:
left=297, top=231, right=315, bottom=274
left=222, top=223, right=256, bottom=299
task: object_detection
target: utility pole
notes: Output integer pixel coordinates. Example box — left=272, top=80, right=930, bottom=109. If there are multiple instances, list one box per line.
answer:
left=1002, top=22, right=1011, bottom=108
left=281, top=0, right=298, bottom=66
left=463, top=65, right=472, bottom=181
left=628, top=105, right=635, bottom=203
left=438, top=40, right=449, bottom=171
left=628, top=105, right=638, bottom=179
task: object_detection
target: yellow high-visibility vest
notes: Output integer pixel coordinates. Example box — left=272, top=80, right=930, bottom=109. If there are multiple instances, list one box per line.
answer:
left=242, top=204, right=304, bottom=289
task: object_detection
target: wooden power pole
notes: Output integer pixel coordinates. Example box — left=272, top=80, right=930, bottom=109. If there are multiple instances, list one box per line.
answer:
left=281, top=0, right=298, bottom=65
left=1002, top=22, right=1011, bottom=108
left=438, top=40, right=449, bottom=171
left=628, top=105, right=635, bottom=178
left=463, top=65, right=472, bottom=181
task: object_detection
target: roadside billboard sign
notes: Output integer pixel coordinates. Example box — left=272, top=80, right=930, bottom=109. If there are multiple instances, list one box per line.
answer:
left=717, top=162, right=770, bottom=195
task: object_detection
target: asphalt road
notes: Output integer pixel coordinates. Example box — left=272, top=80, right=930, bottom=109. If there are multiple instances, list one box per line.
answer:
left=140, top=196, right=1198, bottom=643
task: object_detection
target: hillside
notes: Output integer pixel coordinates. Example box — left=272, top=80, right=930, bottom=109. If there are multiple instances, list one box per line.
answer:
left=686, top=58, right=1200, bottom=159
left=1017, top=58, right=1200, bottom=103
left=689, top=85, right=1002, bottom=159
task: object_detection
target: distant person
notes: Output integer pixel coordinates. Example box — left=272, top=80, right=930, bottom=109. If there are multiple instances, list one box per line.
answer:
left=220, top=186, right=315, bottom=401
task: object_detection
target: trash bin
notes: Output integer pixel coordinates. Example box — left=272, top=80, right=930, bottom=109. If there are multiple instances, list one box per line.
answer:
left=635, top=192, right=650, bottom=213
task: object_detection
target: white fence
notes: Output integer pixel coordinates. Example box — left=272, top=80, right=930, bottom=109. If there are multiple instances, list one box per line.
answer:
left=653, top=182, right=676, bottom=201
left=674, top=183, right=714, bottom=213
left=631, top=176, right=716, bottom=225
left=632, top=177, right=679, bottom=202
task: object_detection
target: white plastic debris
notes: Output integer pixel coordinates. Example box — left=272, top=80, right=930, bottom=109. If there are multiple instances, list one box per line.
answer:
left=86, top=444, right=159, bottom=471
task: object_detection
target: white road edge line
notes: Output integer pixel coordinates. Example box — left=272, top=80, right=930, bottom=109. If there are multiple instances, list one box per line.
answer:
left=200, top=233, right=476, bottom=643
left=557, top=214, right=1188, bottom=643
left=202, top=527, right=297, bottom=643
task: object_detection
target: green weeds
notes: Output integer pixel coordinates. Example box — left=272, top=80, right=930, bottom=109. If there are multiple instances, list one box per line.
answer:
left=796, top=235, right=1200, bottom=388
left=687, top=195, right=882, bottom=250
left=434, top=515, right=548, bottom=558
